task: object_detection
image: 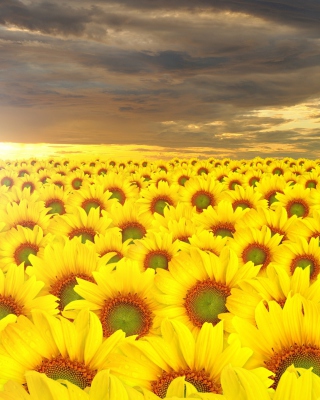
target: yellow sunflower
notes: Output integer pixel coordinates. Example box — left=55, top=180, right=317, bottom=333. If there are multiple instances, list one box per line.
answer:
left=220, top=185, right=268, bottom=211
left=272, top=236, right=320, bottom=281
left=0, top=264, right=58, bottom=332
left=229, top=226, right=282, bottom=273
left=108, top=200, right=153, bottom=243
left=171, top=166, right=197, bottom=187
left=267, top=160, right=289, bottom=176
left=45, top=173, right=68, bottom=190
left=93, top=228, right=131, bottom=264
left=38, top=184, right=70, bottom=215
left=233, top=294, right=320, bottom=389
left=227, top=263, right=320, bottom=326
left=0, top=199, right=52, bottom=233
left=65, top=169, right=92, bottom=191
left=254, top=173, right=287, bottom=207
left=271, top=183, right=320, bottom=218
left=298, top=170, right=320, bottom=189
left=27, top=236, right=106, bottom=313
left=47, top=206, right=112, bottom=244
left=0, top=309, right=125, bottom=390
left=188, top=231, right=228, bottom=257
left=179, top=176, right=225, bottom=213
left=65, top=259, right=161, bottom=338
left=285, top=209, right=320, bottom=243
left=16, top=173, right=42, bottom=195
left=111, top=318, right=252, bottom=398
left=137, top=181, right=180, bottom=218
left=95, top=171, right=139, bottom=204
left=0, top=170, right=19, bottom=189
left=0, top=225, right=52, bottom=271
left=154, top=247, right=259, bottom=335
left=127, top=231, right=181, bottom=271
left=222, top=172, right=245, bottom=191
left=194, top=201, right=249, bottom=240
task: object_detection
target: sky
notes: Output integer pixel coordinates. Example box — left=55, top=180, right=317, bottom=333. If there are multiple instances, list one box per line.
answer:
left=0, top=0, right=320, bottom=160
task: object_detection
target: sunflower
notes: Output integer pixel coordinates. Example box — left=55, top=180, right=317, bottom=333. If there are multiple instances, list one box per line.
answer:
left=0, top=225, right=52, bottom=271
left=152, top=202, right=196, bottom=231
left=298, top=170, right=320, bottom=189
left=233, top=294, right=320, bottom=389
left=149, top=170, right=174, bottom=188
left=0, top=263, right=59, bottom=331
left=38, top=184, right=70, bottom=215
left=65, top=169, right=92, bottom=192
left=271, top=183, right=320, bottom=218
left=227, top=263, right=320, bottom=327
left=220, top=185, right=268, bottom=211
left=194, top=201, right=248, bottom=240
left=272, top=236, right=320, bottom=281
left=127, top=231, right=181, bottom=271
left=229, top=226, right=282, bottom=273
left=95, top=171, right=139, bottom=204
left=47, top=206, right=112, bottom=244
left=15, top=173, right=42, bottom=195
left=137, top=181, right=180, bottom=218
left=253, top=174, right=287, bottom=207
left=154, top=247, right=259, bottom=335
left=0, top=170, right=19, bottom=189
left=45, top=173, right=68, bottom=190
left=108, top=200, right=153, bottom=243
left=0, top=199, right=52, bottom=233
left=267, top=160, right=289, bottom=176
left=127, top=172, right=149, bottom=191
left=171, top=166, right=197, bottom=187
left=0, top=309, right=125, bottom=390
left=235, top=205, right=298, bottom=242
left=66, top=184, right=116, bottom=215
left=27, top=236, right=106, bottom=313
left=194, top=160, right=214, bottom=175
left=65, top=259, right=161, bottom=339
left=111, top=318, right=252, bottom=398
left=93, top=228, right=131, bottom=264
left=285, top=209, right=320, bottom=243
left=222, top=172, right=245, bottom=191
left=188, top=231, right=228, bottom=257
left=179, top=176, right=225, bottom=213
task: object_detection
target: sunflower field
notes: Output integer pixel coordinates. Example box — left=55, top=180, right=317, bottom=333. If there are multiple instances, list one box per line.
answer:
left=0, top=155, right=320, bottom=399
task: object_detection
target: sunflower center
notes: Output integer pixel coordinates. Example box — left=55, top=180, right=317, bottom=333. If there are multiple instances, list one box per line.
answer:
left=229, top=180, right=241, bottom=190
left=178, top=176, right=189, bottom=186
left=212, top=223, right=235, bottom=238
left=121, top=223, right=146, bottom=243
left=17, top=220, right=36, bottom=230
left=232, top=200, right=251, bottom=210
left=272, top=168, right=283, bottom=175
left=72, top=178, right=83, bottom=189
left=242, top=244, right=269, bottom=267
left=106, top=253, right=123, bottom=264
left=69, top=228, right=96, bottom=243
left=109, top=188, right=126, bottom=205
left=152, top=368, right=221, bottom=398
left=35, top=355, right=96, bottom=389
left=50, top=273, right=94, bottom=311
left=151, top=198, right=172, bottom=215
left=144, top=251, right=170, bottom=270
left=191, top=191, right=213, bottom=212
left=82, top=199, right=103, bottom=214
left=286, top=200, right=309, bottom=218
left=1, top=177, right=13, bottom=187
left=100, top=293, right=153, bottom=338
left=306, top=180, right=317, bottom=189
left=265, top=344, right=320, bottom=388
left=46, top=199, right=66, bottom=215
left=14, top=243, right=39, bottom=267
left=265, top=190, right=278, bottom=205
left=22, top=182, right=35, bottom=193
left=0, top=295, right=23, bottom=319
left=290, top=255, right=318, bottom=279
left=197, top=167, right=208, bottom=175
left=184, top=279, right=230, bottom=328
left=249, top=177, right=259, bottom=187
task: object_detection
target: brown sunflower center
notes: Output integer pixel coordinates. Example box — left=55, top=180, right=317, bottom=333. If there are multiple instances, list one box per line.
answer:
left=35, top=355, right=96, bottom=389
left=151, top=197, right=173, bottom=215
left=121, top=222, right=146, bottom=243
left=46, top=199, right=66, bottom=215
left=265, top=190, right=279, bottom=205
left=109, top=187, right=126, bottom=205
left=265, top=343, right=320, bottom=388
left=178, top=175, right=189, bottom=186
left=14, top=243, right=39, bottom=267
left=290, top=255, right=318, bottom=279
left=82, top=198, right=103, bottom=214
left=286, top=199, right=309, bottom=218
left=0, top=295, right=23, bottom=319
left=22, top=182, right=35, bottom=193
left=1, top=177, right=13, bottom=187
left=100, top=293, right=153, bottom=338
left=16, top=220, right=37, bottom=230
left=144, top=250, right=170, bottom=270
left=152, top=368, right=221, bottom=398
left=242, top=243, right=270, bottom=268
left=71, top=178, right=83, bottom=189
left=69, top=228, right=96, bottom=243
left=184, top=279, right=230, bottom=328
left=232, top=200, right=252, bottom=210
left=191, top=191, right=213, bottom=212
left=229, top=180, right=241, bottom=190
left=50, top=273, right=94, bottom=311
left=305, top=180, right=317, bottom=189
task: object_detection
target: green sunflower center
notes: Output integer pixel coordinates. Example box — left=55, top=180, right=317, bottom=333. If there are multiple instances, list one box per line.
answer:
left=213, top=224, right=234, bottom=238
left=287, top=201, right=308, bottom=218
left=82, top=199, right=102, bottom=214
left=249, top=178, right=259, bottom=187
left=265, top=344, right=320, bottom=388
left=35, top=356, right=96, bottom=389
left=101, top=293, right=152, bottom=338
left=232, top=201, right=251, bottom=210
left=243, top=244, right=268, bottom=266
left=121, top=223, right=146, bottom=243
left=46, top=200, right=65, bottom=215
left=306, top=180, right=317, bottom=188
left=109, top=188, right=126, bottom=204
left=178, top=176, right=189, bottom=186
left=198, top=168, right=208, bottom=175
left=14, top=243, right=39, bottom=267
left=69, top=228, right=95, bottom=243
left=273, top=168, right=283, bottom=175
left=184, top=279, right=230, bottom=328
left=266, top=191, right=278, bottom=205
left=145, top=251, right=169, bottom=270
left=22, top=182, right=35, bottom=193
left=106, top=253, right=122, bottom=264
left=192, top=191, right=212, bottom=211
left=291, top=256, right=317, bottom=278
left=72, top=178, right=83, bottom=189
left=1, top=177, right=13, bottom=187
left=152, top=199, right=170, bottom=215
left=50, top=273, right=94, bottom=311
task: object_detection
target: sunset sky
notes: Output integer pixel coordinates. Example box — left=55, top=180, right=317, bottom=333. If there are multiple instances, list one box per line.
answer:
left=1, top=0, right=320, bottom=159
